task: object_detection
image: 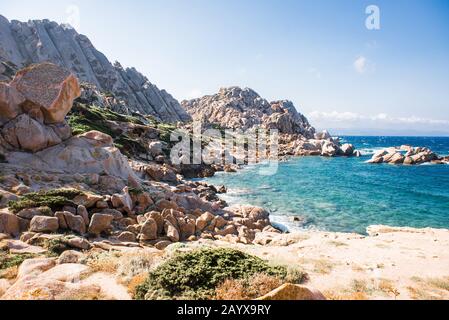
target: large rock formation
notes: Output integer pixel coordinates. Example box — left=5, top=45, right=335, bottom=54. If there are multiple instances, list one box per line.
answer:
left=182, top=87, right=315, bottom=137
left=0, top=15, right=191, bottom=123
left=367, top=145, right=447, bottom=165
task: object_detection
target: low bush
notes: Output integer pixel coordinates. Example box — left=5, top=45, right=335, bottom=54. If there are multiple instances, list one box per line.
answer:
left=8, top=189, right=84, bottom=213
left=134, top=248, right=307, bottom=300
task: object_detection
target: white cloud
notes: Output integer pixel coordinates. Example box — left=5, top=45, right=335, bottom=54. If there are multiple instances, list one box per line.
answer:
left=353, top=56, right=368, bottom=74
left=308, top=110, right=449, bottom=125
left=186, top=89, right=203, bottom=99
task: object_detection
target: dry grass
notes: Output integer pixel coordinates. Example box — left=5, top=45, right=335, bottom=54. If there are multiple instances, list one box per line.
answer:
left=58, top=286, right=107, bottom=300
left=327, top=241, right=348, bottom=247
left=324, top=290, right=369, bottom=300
left=85, top=252, right=121, bottom=274
left=378, top=279, right=400, bottom=299
left=407, top=276, right=449, bottom=300
left=0, top=266, right=18, bottom=280
left=126, top=273, right=149, bottom=296
left=116, top=250, right=163, bottom=283
left=313, top=259, right=334, bottom=275
left=215, top=273, right=283, bottom=300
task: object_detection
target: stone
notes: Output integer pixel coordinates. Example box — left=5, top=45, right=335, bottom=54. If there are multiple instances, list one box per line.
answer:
left=66, top=237, right=91, bottom=250
left=148, top=141, right=164, bottom=157
left=340, top=143, right=355, bottom=156
left=76, top=205, right=90, bottom=226
left=1, top=114, right=63, bottom=152
left=146, top=211, right=164, bottom=234
left=100, top=209, right=124, bottom=221
left=256, top=283, right=326, bottom=300
left=0, top=82, right=25, bottom=124
left=10, top=63, right=81, bottom=124
left=0, top=189, right=19, bottom=208
left=164, top=221, right=180, bottom=242
left=72, top=193, right=103, bottom=208
left=196, top=211, right=215, bottom=232
left=6, top=240, right=47, bottom=254
left=6, top=132, right=140, bottom=186
left=314, top=130, right=331, bottom=140
left=154, top=240, right=172, bottom=250
left=117, top=231, right=136, bottom=243
left=64, top=212, right=86, bottom=234
left=55, top=211, right=68, bottom=229
left=17, top=207, right=52, bottom=220
left=156, top=199, right=179, bottom=211
left=58, top=250, right=84, bottom=264
left=88, top=214, right=114, bottom=236
left=140, top=218, right=158, bottom=241
left=321, top=141, right=339, bottom=157
left=111, top=187, right=133, bottom=214
left=388, top=152, right=405, bottom=165
left=29, top=216, right=59, bottom=233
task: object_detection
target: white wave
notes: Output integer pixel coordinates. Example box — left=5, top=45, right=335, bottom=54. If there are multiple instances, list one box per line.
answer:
left=358, top=147, right=387, bottom=156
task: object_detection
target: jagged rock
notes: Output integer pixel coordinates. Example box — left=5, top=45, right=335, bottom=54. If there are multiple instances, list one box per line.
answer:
left=29, top=216, right=59, bottom=233
left=9, top=63, right=80, bottom=124
left=196, top=212, right=215, bottom=232
left=146, top=211, right=164, bottom=235
left=111, top=187, right=133, bottom=214
left=0, top=16, right=191, bottom=123
left=314, top=130, right=331, bottom=140
left=62, top=211, right=86, bottom=234
left=0, top=210, right=20, bottom=236
left=321, top=141, right=339, bottom=157
left=88, top=214, right=114, bottom=236
left=148, top=141, right=164, bottom=157
left=182, top=87, right=315, bottom=137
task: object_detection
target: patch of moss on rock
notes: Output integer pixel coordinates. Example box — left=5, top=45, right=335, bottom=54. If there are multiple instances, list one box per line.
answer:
left=8, top=189, right=84, bottom=213
left=134, top=248, right=306, bottom=300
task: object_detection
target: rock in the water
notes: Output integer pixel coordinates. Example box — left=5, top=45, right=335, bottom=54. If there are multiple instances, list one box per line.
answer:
left=29, top=216, right=59, bottom=233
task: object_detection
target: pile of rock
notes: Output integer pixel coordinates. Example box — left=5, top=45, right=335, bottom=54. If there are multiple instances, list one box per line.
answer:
left=1, top=63, right=139, bottom=188
left=281, top=130, right=360, bottom=157
left=182, top=87, right=316, bottom=137
left=1, top=185, right=279, bottom=249
left=367, top=145, right=447, bottom=165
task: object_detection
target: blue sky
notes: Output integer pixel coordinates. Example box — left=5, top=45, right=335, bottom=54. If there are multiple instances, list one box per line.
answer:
left=1, top=0, right=449, bottom=135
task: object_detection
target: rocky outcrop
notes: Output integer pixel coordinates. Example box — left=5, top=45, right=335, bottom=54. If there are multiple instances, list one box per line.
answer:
left=182, top=87, right=315, bottom=137
left=367, top=146, right=446, bottom=165
left=0, top=15, right=191, bottom=123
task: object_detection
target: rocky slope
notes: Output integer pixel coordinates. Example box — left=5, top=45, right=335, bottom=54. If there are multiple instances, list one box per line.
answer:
left=0, top=15, right=191, bottom=123
left=182, top=87, right=359, bottom=157
left=182, top=87, right=316, bottom=137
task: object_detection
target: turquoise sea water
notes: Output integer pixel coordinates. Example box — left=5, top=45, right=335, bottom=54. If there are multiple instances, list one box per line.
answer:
left=203, top=137, right=449, bottom=234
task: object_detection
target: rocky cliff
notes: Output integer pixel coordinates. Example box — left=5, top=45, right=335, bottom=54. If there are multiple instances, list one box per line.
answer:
left=0, top=15, right=191, bottom=123
left=182, top=87, right=316, bottom=138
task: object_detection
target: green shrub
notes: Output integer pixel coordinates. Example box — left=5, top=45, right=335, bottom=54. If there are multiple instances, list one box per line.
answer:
left=8, top=189, right=83, bottom=213
left=0, top=252, right=36, bottom=271
left=134, top=248, right=304, bottom=300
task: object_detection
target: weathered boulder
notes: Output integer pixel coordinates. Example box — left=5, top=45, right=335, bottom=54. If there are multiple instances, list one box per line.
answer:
left=164, top=221, right=180, bottom=242
left=111, top=187, right=133, bottom=214
left=0, top=210, right=20, bottom=236
left=1, top=114, right=63, bottom=152
left=139, top=218, right=158, bottom=241
left=339, top=143, right=355, bottom=156
left=314, top=130, right=331, bottom=141
left=88, top=214, right=114, bottom=236
left=10, top=63, right=80, bottom=124
left=6, top=130, right=139, bottom=187
left=0, top=82, right=24, bottom=124
left=29, top=216, right=59, bottom=233
left=58, top=250, right=84, bottom=264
